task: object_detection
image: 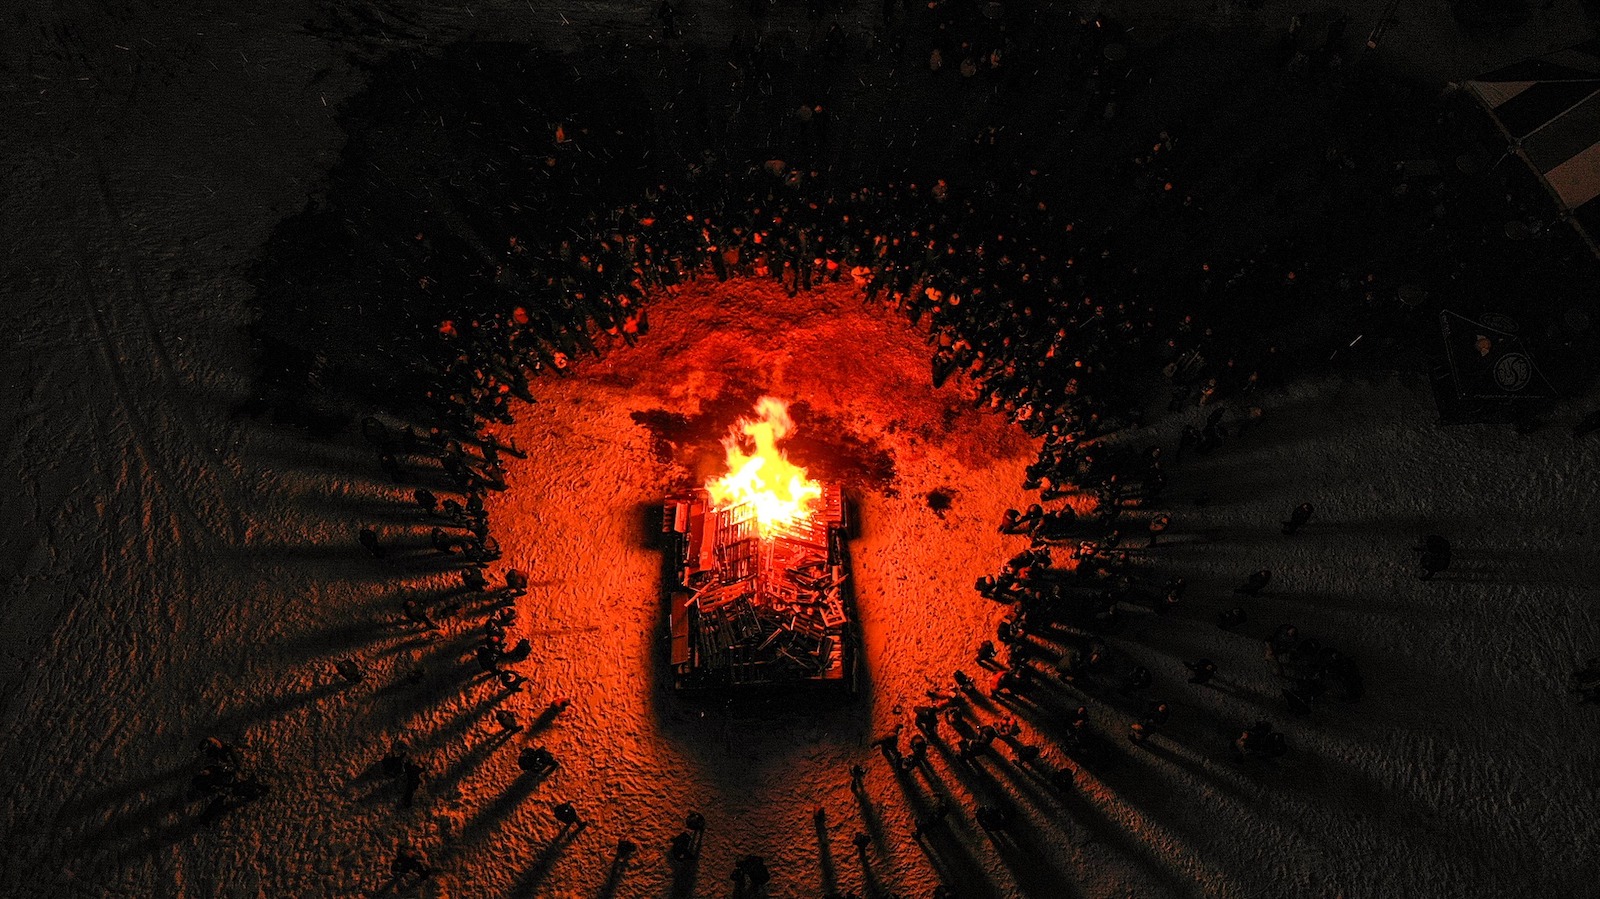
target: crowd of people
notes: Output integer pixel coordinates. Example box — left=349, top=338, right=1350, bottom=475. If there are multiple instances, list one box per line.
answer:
left=236, top=125, right=1380, bottom=888
left=227, top=4, right=1600, bottom=886
left=290, top=149, right=1337, bottom=890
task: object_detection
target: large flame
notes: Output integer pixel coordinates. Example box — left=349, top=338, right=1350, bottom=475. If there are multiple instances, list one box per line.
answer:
left=707, top=397, right=823, bottom=536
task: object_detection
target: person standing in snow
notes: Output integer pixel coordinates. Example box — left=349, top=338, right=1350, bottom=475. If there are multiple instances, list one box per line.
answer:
left=1235, top=569, right=1272, bottom=595
left=1265, top=624, right=1299, bottom=675
left=1146, top=513, right=1171, bottom=547
left=1127, top=700, right=1170, bottom=746
left=1416, top=535, right=1451, bottom=580
left=1185, top=658, right=1217, bottom=685
left=390, top=846, right=433, bottom=885
left=1282, top=501, right=1314, bottom=535
left=554, top=801, right=583, bottom=829
left=335, top=658, right=366, bottom=685
left=400, top=757, right=425, bottom=808
left=359, top=527, right=385, bottom=559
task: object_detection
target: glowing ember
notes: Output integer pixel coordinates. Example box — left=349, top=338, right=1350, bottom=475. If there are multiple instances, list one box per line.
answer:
left=706, top=397, right=823, bottom=537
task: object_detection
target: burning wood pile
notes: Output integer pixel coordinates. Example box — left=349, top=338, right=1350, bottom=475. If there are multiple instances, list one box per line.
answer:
left=663, top=399, right=857, bottom=692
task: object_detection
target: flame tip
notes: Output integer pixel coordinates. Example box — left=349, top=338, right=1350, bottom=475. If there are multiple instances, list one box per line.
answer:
left=706, top=396, right=821, bottom=537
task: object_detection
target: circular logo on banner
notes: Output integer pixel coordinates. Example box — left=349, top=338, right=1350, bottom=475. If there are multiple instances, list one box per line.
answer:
left=1494, top=353, right=1532, bottom=392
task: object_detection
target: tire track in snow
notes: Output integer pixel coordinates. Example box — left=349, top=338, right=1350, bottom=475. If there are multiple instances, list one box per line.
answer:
left=78, top=152, right=247, bottom=549
left=65, top=215, right=217, bottom=553
left=43, top=19, right=247, bottom=550
left=83, top=143, right=249, bottom=508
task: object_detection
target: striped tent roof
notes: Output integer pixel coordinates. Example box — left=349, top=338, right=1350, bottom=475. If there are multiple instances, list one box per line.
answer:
left=1466, top=39, right=1600, bottom=254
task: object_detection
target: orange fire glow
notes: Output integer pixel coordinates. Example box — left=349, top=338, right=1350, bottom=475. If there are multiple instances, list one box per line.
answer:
left=707, top=397, right=822, bottom=537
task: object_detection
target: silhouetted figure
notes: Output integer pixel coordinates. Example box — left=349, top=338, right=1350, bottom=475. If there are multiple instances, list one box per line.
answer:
left=198, top=737, right=241, bottom=769
left=401, top=759, right=424, bottom=808
left=1128, top=700, right=1170, bottom=746
left=976, top=640, right=998, bottom=665
left=476, top=643, right=502, bottom=676
left=494, top=710, right=523, bottom=734
left=518, top=745, right=557, bottom=774
left=906, top=733, right=929, bottom=768
left=543, top=697, right=572, bottom=720
left=401, top=599, right=436, bottom=630
left=1417, top=535, right=1451, bottom=580
left=1147, top=513, right=1171, bottom=546
left=953, top=669, right=978, bottom=694
left=1158, top=577, right=1186, bottom=615
left=500, top=638, right=532, bottom=663
left=1235, top=720, right=1288, bottom=759
left=1235, top=569, right=1272, bottom=595
left=506, top=568, right=529, bottom=594
left=431, top=527, right=458, bottom=555
left=974, top=804, right=1010, bottom=831
left=359, top=527, right=385, bottom=559
left=1185, top=658, right=1217, bottom=685
left=1037, top=506, right=1080, bottom=540
left=391, top=847, right=433, bottom=885
left=335, top=658, right=366, bottom=685
left=1018, top=503, right=1044, bottom=531
left=1265, top=624, right=1299, bottom=675
left=193, top=762, right=237, bottom=796
left=413, top=488, right=438, bottom=515
left=668, top=810, right=705, bottom=860
left=734, top=854, right=771, bottom=890
left=1217, top=607, right=1248, bottom=629
left=380, top=742, right=410, bottom=779
left=554, top=801, right=582, bottom=828
left=1282, top=501, right=1314, bottom=535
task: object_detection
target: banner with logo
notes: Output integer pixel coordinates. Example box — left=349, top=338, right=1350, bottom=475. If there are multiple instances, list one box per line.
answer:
left=1439, top=310, right=1557, bottom=400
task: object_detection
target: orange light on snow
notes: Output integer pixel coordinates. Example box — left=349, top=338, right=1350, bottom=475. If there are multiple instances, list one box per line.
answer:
left=707, top=397, right=823, bottom=537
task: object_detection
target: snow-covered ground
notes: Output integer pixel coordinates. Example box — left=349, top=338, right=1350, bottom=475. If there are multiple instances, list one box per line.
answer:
left=3, top=2, right=1599, bottom=898
left=6, top=265, right=1599, bottom=898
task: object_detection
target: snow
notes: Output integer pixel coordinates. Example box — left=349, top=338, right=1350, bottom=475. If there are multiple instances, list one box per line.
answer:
left=7, top=265, right=1599, bottom=897
left=3, top=2, right=1599, bottom=898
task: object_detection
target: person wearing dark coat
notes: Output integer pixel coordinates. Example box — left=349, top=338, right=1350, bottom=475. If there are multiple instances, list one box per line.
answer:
left=1234, top=569, right=1272, bottom=595
left=554, top=801, right=582, bottom=827
left=1282, top=502, right=1314, bottom=535
left=1184, top=658, right=1217, bottom=685
left=1417, top=535, right=1451, bottom=580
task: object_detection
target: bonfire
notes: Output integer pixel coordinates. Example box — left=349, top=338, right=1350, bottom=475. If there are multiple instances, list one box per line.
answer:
left=662, top=397, right=858, bottom=692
